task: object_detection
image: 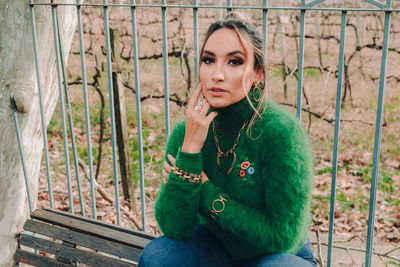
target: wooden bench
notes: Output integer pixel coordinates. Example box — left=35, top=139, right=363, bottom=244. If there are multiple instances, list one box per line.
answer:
left=14, top=209, right=155, bottom=266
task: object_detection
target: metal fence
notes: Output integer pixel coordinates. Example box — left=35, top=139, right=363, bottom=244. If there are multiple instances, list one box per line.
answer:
left=11, top=0, right=399, bottom=266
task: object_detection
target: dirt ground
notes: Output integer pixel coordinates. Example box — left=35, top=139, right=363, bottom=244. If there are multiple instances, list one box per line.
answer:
left=310, top=232, right=399, bottom=267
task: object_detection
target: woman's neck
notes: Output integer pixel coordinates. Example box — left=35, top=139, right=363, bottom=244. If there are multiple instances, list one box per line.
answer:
left=213, top=96, right=258, bottom=132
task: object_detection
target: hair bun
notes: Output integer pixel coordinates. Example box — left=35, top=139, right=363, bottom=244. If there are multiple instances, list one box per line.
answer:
left=224, top=12, right=253, bottom=25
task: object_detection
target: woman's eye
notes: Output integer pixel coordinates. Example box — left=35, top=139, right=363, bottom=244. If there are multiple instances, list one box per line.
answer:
left=228, top=58, right=244, bottom=66
left=201, top=57, right=214, bottom=64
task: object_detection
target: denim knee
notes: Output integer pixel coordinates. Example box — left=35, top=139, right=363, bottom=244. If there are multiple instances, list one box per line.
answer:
left=138, top=236, right=181, bottom=267
left=138, top=235, right=208, bottom=267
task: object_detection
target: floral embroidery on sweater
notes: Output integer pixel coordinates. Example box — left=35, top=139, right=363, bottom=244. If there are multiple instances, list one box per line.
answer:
left=236, top=157, right=256, bottom=185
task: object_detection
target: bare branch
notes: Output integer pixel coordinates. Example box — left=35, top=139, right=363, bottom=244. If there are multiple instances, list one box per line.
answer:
left=78, top=158, right=142, bottom=230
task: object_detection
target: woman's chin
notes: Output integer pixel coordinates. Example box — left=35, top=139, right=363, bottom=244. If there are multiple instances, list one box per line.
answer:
left=207, top=98, right=244, bottom=109
left=204, top=96, right=226, bottom=109
left=208, top=101, right=227, bottom=109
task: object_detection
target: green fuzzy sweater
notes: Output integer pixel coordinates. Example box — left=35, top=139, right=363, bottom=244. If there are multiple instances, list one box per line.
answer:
left=155, top=97, right=314, bottom=259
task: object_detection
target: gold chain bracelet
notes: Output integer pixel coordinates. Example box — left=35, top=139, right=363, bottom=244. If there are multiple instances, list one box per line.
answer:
left=171, top=165, right=201, bottom=184
left=210, top=193, right=229, bottom=219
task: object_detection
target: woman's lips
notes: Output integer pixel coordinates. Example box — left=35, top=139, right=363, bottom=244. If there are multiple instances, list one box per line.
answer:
left=209, top=87, right=226, bottom=96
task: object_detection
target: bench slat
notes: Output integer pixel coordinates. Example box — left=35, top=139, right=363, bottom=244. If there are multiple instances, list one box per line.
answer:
left=42, top=208, right=156, bottom=241
left=14, top=249, right=74, bottom=267
left=31, top=209, right=152, bottom=249
left=24, top=219, right=142, bottom=262
left=19, top=234, right=136, bottom=267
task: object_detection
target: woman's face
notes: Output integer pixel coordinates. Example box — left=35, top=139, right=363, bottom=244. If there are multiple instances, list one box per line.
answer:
left=199, top=28, right=261, bottom=108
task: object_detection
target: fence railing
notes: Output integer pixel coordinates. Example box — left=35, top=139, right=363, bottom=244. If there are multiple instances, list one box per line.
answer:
left=12, top=1, right=399, bottom=266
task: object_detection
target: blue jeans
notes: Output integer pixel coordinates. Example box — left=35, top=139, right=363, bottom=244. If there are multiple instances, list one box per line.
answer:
left=138, top=224, right=317, bottom=267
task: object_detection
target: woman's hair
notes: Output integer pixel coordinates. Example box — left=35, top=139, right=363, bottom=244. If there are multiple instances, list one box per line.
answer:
left=199, top=12, right=267, bottom=137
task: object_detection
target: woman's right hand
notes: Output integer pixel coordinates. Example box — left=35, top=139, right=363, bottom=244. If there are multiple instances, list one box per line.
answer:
left=181, top=83, right=218, bottom=154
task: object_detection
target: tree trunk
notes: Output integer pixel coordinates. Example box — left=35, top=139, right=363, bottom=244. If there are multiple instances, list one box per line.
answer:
left=0, top=1, right=76, bottom=265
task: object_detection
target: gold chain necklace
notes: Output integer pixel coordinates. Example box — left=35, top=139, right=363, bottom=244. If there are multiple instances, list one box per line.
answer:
left=212, top=120, right=248, bottom=175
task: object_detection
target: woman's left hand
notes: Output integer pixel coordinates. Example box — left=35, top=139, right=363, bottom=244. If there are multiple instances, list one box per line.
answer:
left=163, top=154, right=209, bottom=184
left=181, top=83, right=218, bottom=154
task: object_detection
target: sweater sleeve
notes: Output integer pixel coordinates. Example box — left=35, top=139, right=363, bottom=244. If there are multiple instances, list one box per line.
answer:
left=199, top=117, right=314, bottom=255
left=155, top=121, right=203, bottom=240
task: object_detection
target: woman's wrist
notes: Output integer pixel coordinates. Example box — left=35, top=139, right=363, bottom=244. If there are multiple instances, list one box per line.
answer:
left=174, top=147, right=203, bottom=175
left=181, top=140, right=202, bottom=153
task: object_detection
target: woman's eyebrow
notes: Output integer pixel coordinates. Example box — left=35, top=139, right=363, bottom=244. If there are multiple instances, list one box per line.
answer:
left=202, top=50, right=244, bottom=56
left=203, top=50, right=215, bottom=56
left=227, top=50, right=245, bottom=56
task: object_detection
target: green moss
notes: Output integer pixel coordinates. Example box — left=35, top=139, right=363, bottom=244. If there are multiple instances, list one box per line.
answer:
left=378, top=172, right=395, bottom=193
left=316, top=166, right=333, bottom=175
left=304, top=68, right=319, bottom=77
left=271, top=65, right=284, bottom=78
left=336, top=191, right=354, bottom=212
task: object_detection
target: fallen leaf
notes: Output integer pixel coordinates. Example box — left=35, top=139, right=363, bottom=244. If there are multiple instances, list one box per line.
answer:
left=391, top=175, right=400, bottom=185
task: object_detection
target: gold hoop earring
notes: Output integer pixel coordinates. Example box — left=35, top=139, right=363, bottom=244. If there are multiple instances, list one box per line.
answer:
left=252, top=82, right=262, bottom=102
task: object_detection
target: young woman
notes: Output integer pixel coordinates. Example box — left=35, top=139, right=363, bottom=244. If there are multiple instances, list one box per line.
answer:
left=138, top=12, right=317, bottom=267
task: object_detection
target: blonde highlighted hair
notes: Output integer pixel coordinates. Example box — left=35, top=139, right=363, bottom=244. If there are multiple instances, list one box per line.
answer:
left=198, top=12, right=268, bottom=138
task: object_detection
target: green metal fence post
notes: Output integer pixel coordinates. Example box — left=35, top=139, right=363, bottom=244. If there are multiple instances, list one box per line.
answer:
left=102, top=0, right=121, bottom=225
left=162, top=0, right=170, bottom=137
left=193, top=0, right=199, bottom=81
left=262, top=0, right=268, bottom=65
left=327, top=10, right=347, bottom=267
left=11, top=96, right=33, bottom=214
left=227, top=0, right=232, bottom=13
left=28, top=1, right=54, bottom=209
left=296, top=1, right=307, bottom=120
left=365, top=3, right=392, bottom=267
left=51, top=4, right=74, bottom=214
left=54, top=8, right=85, bottom=216
left=76, top=0, right=97, bottom=219
left=131, top=0, right=147, bottom=231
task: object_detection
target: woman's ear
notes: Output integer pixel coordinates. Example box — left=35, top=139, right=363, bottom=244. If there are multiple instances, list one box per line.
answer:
left=255, top=69, right=264, bottom=83
left=256, top=70, right=264, bottom=82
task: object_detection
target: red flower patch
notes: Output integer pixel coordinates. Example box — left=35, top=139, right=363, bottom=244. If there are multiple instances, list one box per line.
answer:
left=239, top=169, right=247, bottom=178
left=240, top=161, right=251, bottom=170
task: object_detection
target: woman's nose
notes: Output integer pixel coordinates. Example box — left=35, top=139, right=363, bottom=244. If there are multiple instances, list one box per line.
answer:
left=211, top=65, right=224, bottom=82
